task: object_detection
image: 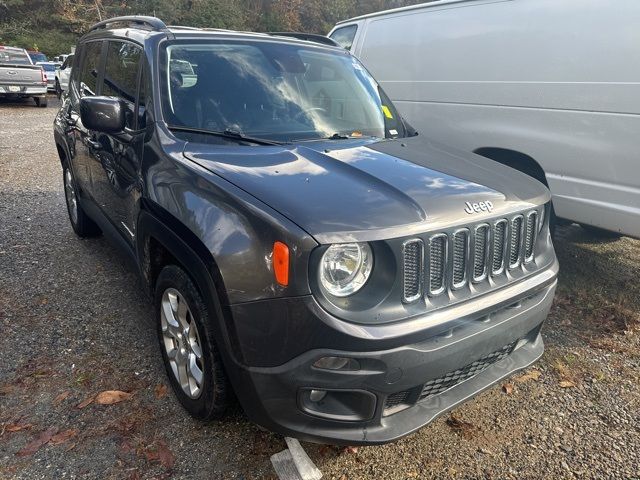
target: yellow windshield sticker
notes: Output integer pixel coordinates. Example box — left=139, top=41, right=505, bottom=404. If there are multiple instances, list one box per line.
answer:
left=382, top=105, right=393, bottom=119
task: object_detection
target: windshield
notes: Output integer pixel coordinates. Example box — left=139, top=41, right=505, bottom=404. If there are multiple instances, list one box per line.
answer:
left=0, top=49, right=31, bottom=65
left=29, top=52, right=48, bottom=63
left=160, top=40, right=407, bottom=143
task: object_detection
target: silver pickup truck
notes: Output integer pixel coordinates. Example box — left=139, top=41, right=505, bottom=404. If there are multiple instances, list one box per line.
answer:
left=0, top=46, right=48, bottom=107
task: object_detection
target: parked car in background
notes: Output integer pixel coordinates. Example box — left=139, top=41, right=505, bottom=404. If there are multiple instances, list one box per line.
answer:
left=54, top=54, right=73, bottom=98
left=54, top=16, right=558, bottom=445
left=0, top=45, right=48, bottom=107
left=36, top=61, right=57, bottom=91
left=53, top=54, right=69, bottom=63
left=27, top=50, right=48, bottom=64
left=330, top=0, right=640, bottom=238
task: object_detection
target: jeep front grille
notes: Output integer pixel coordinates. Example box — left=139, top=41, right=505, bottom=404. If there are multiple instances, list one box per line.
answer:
left=509, top=215, right=524, bottom=268
left=428, top=234, right=447, bottom=295
left=473, top=224, right=489, bottom=281
left=402, top=239, right=423, bottom=303
left=452, top=230, right=468, bottom=288
left=383, top=341, right=518, bottom=414
left=524, top=211, right=538, bottom=262
left=401, top=208, right=541, bottom=302
left=418, top=341, right=517, bottom=401
left=492, top=219, right=508, bottom=274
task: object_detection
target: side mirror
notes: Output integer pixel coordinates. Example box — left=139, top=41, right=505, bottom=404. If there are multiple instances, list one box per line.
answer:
left=79, top=96, right=125, bottom=133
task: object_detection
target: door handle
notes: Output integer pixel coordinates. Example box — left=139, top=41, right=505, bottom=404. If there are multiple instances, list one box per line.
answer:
left=86, top=138, right=102, bottom=150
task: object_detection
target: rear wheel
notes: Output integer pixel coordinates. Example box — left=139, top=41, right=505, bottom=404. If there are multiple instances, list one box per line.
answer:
left=155, top=265, right=230, bottom=420
left=34, top=96, right=47, bottom=108
left=63, top=166, right=100, bottom=237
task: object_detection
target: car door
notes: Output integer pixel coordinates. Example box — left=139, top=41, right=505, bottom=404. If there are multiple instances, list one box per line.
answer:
left=58, top=54, right=74, bottom=91
left=88, top=39, right=145, bottom=245
left=67, top=41, right=105, bottom=201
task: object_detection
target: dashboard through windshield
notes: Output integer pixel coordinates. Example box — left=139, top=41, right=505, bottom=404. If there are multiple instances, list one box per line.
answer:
left=160, top=39, right=407, bottom=143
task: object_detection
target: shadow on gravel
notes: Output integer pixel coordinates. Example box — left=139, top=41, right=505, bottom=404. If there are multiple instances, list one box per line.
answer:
left=546, top=224, right=640, bottom=353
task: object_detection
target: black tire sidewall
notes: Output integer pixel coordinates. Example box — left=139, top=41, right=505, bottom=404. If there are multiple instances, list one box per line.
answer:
left=154, top=265, right=228, bottom=420
left=63, top=165, right=81, bottom=234
left=63, top=165, right=100, bottom=237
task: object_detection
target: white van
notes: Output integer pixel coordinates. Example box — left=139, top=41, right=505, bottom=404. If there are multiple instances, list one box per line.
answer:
left=329, top=0, right=640, bottom=238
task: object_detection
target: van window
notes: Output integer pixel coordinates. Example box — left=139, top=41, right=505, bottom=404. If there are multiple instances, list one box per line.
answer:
left=329, top=25, right=357, bottom=50
left=102, top=41, right=142, bottom=128
left=78, top=42, right=103, bottom=96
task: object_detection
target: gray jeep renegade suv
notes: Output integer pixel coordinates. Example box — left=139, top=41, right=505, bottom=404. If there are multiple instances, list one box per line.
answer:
left=53, top=16, right=558, bottom=445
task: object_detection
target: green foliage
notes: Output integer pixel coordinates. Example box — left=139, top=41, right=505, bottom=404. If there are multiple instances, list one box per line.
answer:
left=0, top=0, right=427, bottom=57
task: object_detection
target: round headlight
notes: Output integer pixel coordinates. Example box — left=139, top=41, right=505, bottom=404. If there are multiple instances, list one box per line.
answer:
left=320, top=243, right=373, bottom=297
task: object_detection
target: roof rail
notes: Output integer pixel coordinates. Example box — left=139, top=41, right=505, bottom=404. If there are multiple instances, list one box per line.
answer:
left=268, top=32, right=341, bottom=47
left=88, top=15, right=169, bottom=34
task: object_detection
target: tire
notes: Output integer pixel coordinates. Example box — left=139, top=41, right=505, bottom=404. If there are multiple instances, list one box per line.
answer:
left=63, top=165, right=101, bottom=237
left=155, top=265, right=230, bottom=420
left=34, top=96, right=47, bottom=107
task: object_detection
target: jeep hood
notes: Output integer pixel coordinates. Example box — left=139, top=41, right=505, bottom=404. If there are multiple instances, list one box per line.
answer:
left=183, top=136, right=550, bottom=243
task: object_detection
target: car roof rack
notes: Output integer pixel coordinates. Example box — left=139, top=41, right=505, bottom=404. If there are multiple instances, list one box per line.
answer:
left=88, top=15, right=171, bottom=35
left=268, top=32, right=341, bottom=47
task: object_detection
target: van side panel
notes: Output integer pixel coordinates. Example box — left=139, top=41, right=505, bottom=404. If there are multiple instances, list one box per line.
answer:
left=357, top=0, right=640, bottom=237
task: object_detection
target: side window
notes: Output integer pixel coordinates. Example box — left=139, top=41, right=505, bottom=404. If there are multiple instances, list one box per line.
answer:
left=102, top=41, right=142, bottom=128
left=329, top=25, right=358, bottom=50
left=78, top=42, right=103, bottom=97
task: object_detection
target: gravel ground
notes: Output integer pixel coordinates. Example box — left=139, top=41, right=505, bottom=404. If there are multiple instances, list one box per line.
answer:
left=1, top=97, right=639, bottom=479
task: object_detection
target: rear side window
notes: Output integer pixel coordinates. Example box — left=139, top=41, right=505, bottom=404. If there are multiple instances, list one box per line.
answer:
left=78, top=42, right=103, bottom=96
left=329, top=25, right=358, bottom=50
left=102, top=40, right=142, bottom=128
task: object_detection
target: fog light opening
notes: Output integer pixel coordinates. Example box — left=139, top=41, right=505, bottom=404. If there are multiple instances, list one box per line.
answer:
left=309, top=389, right=327, bottom=402
left=313, top=356, right=360, bottom=371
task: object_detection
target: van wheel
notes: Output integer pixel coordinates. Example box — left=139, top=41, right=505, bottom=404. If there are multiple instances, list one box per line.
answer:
left=155, top=265, right=230, bottom=420
left=63, top=166, right=101, bottom=237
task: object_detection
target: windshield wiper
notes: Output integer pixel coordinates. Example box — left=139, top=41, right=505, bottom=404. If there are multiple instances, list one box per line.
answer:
left=167, top=125, right=284, bottom=146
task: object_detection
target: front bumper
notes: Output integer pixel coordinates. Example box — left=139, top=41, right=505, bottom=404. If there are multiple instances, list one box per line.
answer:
left=224, top=263, right=557, bottom=445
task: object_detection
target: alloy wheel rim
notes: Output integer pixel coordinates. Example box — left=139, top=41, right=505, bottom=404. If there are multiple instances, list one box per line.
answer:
left=160, top=288, right=204, bottom=399
left=64, top=168, right=78, bottom=225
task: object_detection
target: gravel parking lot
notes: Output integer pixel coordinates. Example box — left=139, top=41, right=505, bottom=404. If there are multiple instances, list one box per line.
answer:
left=1, top=97, right=639, bottom=479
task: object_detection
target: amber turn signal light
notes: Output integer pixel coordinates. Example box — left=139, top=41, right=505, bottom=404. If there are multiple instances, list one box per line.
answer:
left=273, top=241, right=289, bottom=286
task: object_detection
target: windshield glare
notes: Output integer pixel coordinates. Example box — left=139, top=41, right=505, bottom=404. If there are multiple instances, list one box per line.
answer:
left=161, top=41, right=406, bottom=143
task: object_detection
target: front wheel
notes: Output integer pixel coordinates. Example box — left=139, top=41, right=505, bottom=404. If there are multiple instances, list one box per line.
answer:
left=155, top=265, right=230, bottom=420
left=63, top=166, right=100, bottom=237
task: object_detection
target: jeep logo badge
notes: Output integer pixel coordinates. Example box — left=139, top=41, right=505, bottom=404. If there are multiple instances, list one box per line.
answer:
left=465, top=201, right=494, bottom=214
